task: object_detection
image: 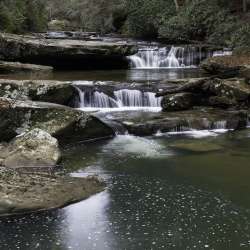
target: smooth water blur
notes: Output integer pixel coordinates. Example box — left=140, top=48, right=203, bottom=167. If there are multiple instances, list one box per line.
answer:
left=1, top=129, right=250, bottom=250
left=0, top=68, right=204, bottom=82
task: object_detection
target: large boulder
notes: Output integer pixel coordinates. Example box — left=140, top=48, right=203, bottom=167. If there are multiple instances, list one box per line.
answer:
left=206, top=78, right=250, bottom=102
left=0, top=129, right=61, bottom=168
left=0, top=33, right=137, bottom=69
left=0, top=61, right=53, bottom=74
left=161, top=92, right=198, bottom=111
left=0, top=167, right=104, bottom=216
left=208, top=96, right=237, bottom=108
left=201, top=55, right=250, bottom=78
left=0, top=79, right=76, bottom=105
left=0, top=98, right=114, bottom=143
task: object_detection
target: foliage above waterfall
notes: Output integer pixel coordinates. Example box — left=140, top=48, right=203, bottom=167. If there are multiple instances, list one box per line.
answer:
left=0, top=0, right=249, bottom=49
left=0, top=0, right=47, bottom=33
left=124, top=0, right=176, bottom=38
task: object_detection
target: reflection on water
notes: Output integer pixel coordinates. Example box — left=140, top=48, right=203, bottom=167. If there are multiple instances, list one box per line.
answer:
left=0, top=68, right=204, bottom=82
left=1, top=130, right=250, bottom=249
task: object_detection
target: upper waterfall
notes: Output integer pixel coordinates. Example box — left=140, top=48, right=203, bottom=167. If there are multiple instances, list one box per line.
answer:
left=128, top=46, right=208, bottom=69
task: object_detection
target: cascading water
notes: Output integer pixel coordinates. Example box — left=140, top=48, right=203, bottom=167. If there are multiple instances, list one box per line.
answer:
left=75, top=87, right=162, bottom=110
left=128, top=46, right=204, bottom=69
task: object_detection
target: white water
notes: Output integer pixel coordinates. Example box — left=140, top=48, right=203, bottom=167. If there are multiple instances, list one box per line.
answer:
left=213, top=50, right=233, bottom=57
left=166, top=129, right=231, bottom=138
left=102, top=134, right=171, bottom=158
left=128, top=46, right=200, bottom=69
left=155, top=120, right=230, bottom=138
left=75, top=88, right=162, bottom=110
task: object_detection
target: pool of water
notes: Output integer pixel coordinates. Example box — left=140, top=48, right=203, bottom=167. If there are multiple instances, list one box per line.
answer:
left=0, top=68, right=204, bottom=82
left=1, top=129, right=250, bottom=250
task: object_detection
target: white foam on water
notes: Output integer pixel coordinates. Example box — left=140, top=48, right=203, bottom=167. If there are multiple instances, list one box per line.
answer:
left=78, top=107, right=162, bottom=113
left=158, top=129, right=232, bottom=138
left=102, top=134, right=171, bottom=158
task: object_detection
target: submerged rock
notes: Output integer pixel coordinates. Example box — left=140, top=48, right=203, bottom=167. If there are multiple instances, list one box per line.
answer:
left=0, top=167, right=104, bottom=216
left=0, top=98, right=114, bottom=143
left=170, top=141, right=223, bottom=152
left=0, top=129, right=61, bottom=168
left=0, top=33, right=137, bottom=69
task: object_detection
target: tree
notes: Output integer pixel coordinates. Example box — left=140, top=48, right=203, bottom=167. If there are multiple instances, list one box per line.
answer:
left=243, top=0, right=247, bottom=12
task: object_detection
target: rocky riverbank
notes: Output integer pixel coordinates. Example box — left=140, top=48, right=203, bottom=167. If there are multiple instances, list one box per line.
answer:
left=0, top=167, right=104, bottom=217
left=0, top=78, right=115, bottom=216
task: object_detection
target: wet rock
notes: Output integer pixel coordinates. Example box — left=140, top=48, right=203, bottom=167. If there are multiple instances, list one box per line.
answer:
left=170, top=141, right=223, bottom=152
left=0, top=33, right=137, bottom=69
left=97, top=109, right=248, bottom=136
left=161, top=92, right=197, bottom=111
left=0, top=61, right=53, bottom=74
left=0, top=167, right=104, bottom=216
left=0, top=79, right=76, bottom=105
left=0, top=98, right=114, bottom=143
left=158, top=77, right=250, bottom=110
left=207, top=78, right=250, bottom=102
left=0, top=129, right=61, bottom=168
left=208, top=96, right=237, bottom=108
left=239, top=66, right=250, bottom=84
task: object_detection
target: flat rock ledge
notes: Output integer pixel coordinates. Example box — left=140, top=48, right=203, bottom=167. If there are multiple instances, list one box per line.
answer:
left=0, top=167, right=105, bottom=217
left=0, top=61, right=53, bottom=74
left=0, top=33, right=137, bottom=69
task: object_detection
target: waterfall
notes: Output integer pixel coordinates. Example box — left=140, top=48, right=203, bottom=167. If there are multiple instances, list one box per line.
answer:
left=212, top=121, right=227, bottom=130
left=128, top=46, right=203, bottom=69
left=75, top=88, right=162, bottom=110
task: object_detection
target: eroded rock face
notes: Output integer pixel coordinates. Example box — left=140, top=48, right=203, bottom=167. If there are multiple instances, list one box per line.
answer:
left=0, top=33, right=137, bottom=69
left=0, top=79, right=76, bottom=105
left=0, top=129, right=61, bottom=168
left=0, top=98, right=114, bottom=143
left=0, top=167, right=104, bottom=216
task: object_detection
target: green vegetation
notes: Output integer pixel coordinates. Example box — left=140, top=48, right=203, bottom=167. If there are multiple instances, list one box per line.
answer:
left=0, top=0, right=249, bottom=48
left=0, top=0, right=47, bottom=33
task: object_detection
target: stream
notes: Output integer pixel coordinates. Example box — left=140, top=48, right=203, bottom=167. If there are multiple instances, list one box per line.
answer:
left=1, top=45, right=249, bottom=250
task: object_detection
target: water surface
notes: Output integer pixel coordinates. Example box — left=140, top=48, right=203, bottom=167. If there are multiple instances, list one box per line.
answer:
left=0, top=68, right=204, bottom=82
left=1, top=130, right=250, bottom=250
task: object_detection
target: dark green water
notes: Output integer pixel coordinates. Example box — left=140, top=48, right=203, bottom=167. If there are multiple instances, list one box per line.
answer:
left=1, top=129, right=250, bottom=250
left=1, top=67, right=250, bottom=250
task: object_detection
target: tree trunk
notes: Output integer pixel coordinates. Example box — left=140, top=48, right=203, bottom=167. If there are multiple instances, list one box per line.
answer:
left=174, top=0, right=179, bottom=11
left=243, top=0, right=247, bottom=12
